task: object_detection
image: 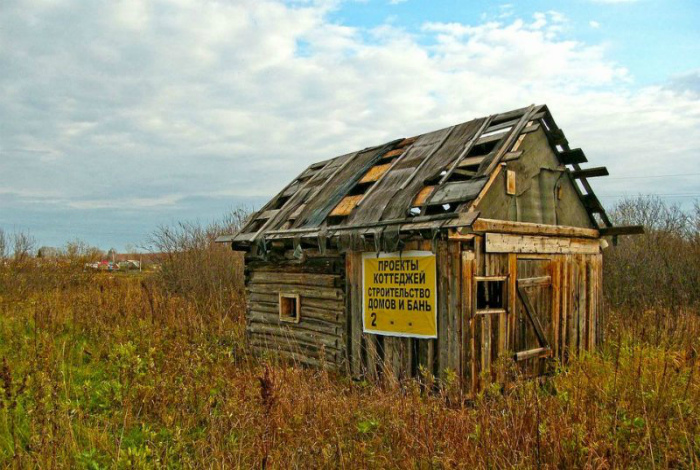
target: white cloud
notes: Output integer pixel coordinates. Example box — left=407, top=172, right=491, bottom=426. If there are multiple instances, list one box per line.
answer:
left=0, top=1, right=698, bottom=247
left=590, top=20, right=601, bottom=28
left=389, top=0, right=407, bottom=4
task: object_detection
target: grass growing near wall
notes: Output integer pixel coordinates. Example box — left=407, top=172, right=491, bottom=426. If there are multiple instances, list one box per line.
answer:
left=0, top=265, right=698, bottom=469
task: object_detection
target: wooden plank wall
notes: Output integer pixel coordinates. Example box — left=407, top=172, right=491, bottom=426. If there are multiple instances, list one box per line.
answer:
left=245, top=255, right=347, bottom=370
left=469, top=248, right=603, bottom=385
left=346, top=239, right=464, bottom=383
left=244, top=239, right=603, bottom=390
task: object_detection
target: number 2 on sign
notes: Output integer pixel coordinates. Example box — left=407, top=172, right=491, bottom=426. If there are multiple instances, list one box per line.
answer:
left=370, top=312, right=377, bottom=327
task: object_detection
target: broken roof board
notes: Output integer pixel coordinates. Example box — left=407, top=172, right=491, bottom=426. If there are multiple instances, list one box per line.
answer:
left=228, top=104, right=612, bottom=245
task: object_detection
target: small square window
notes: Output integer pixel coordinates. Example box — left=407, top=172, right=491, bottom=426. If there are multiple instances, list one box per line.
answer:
left=476, top=277, right=507, bottom=312
left=279, top=293, right=301, bottom=323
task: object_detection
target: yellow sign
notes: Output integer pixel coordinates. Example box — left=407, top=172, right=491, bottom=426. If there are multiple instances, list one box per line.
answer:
left=362, top=251, right=437, bottom=338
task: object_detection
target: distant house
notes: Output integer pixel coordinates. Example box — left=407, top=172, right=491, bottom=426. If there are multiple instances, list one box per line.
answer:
left=37, top=247, right=60, bottom=259
left=219, top=105, right=642, bottom=390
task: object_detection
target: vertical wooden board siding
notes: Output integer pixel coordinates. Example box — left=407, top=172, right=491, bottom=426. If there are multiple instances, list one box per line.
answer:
left=567, top=256, right=576, bottom=358
left=578, top=255, right=587, bottom=356
left=559, top=258, right=568, bottom=362
left=448, top=241, right=462, bottom=377
left=364, top=334, right=379, bottom=380
left=383, top=336, right=396, bottom=380
left=437, top=241, right=450, bottom=380
left=347, top=252, right=363, bottom=376
left=461, top=251, right=475, bottom=388
left=485, top=253, right=509, bottom=361
left=472, top=236, right=484, bottom=392
left=596, top=254, right=604, bottom=346
left=551, top=258, right=561, bottom=359
left=419, top=239, right=437, bottom=377
left=587, top=257, right=596, bottom=351
left=403, top=337, right=413, bottom=379
left=470, top=315, right=482, bottom=394
left=482, top=314, right=491, bottom=377
left=508, top=254, right=517, bottom=355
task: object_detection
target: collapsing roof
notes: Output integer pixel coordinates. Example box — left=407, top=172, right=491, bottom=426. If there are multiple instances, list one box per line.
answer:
left=221, top=104, right=637, bottom=250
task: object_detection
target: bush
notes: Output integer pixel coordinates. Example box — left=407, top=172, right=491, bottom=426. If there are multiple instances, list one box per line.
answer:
left=148, top=207, right=251, bottom=324
left=604, top=197, right=700, bottom=311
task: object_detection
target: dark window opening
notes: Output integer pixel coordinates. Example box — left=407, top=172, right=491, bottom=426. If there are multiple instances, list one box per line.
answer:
left=326, top=215, right=347, bottom=226
left=447, top=170, right=477, bottom=182
left=245, top=219, right=266, bottom=233
left=424, top=203, right=456, bottom=215
left=476, top=278, right=506, bottom=311
left=468, top=139, right=499, bottom=159
left=279, top=293, right=301, bottom=323
left=271, top=195, right=291, bottom=210
left=347, top=181, right=373, bottom=196
left=423, top=169, right=448, bottom=185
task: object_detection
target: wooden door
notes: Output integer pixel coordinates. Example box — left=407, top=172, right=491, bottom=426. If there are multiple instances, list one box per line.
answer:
left=513, top=257, right=554, bottom=373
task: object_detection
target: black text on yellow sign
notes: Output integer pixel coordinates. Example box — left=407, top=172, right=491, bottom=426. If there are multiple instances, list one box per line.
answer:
left=362, top=251, right=438, bottom=338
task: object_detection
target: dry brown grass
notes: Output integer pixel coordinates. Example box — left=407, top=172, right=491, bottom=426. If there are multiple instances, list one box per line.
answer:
left=0, top=199, right=699, bottom=468
left=0, top=261, right=698, bottom=469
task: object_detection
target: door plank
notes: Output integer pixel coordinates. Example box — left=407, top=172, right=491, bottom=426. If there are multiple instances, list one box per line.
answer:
left=516, top=282, right=549, bottom=348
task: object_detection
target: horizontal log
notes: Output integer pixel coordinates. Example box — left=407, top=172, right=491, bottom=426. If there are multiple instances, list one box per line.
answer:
left=515, top=347, right=551, bottom=361
left=250, top=301, right=343, bottom=324
left=599, top=225, right=645, bottom=236
left=248, top=299, right=343, bottom=317
left=248, top=284, right=343, bottom=301
left=248, top=293, right=344, bottom=312
left=570, top=167, right=609, bottom=179
left=247, top=323, right=341, bottom=350
left=248, top=313, right=342, bottom=336
left=485, top=233, right=600, bottom=255
left=472, top=218, right=599, bottom=239
left=249, top=271, right=340, bottom=287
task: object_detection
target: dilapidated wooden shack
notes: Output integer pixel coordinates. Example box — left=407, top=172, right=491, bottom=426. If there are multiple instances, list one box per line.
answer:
left=219, top=104, right=642, bottom=390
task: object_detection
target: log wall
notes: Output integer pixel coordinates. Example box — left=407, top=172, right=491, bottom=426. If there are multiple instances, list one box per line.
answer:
left=245, top=254, right=347, bottom=370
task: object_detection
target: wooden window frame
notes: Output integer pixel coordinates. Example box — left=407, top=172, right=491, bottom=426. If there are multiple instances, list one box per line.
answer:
left=279, top=293, right=301, bottom=323
left=475, top=276, right=508, bottom=315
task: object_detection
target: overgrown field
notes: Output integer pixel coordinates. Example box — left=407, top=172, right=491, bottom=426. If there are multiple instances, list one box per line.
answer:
left=0, top=263, right=697, bottom=469
left=1, top=199, right=699, bottom=468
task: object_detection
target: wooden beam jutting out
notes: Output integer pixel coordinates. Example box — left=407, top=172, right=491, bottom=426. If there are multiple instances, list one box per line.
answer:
left=571, top=167, right=609, bottom=179
left=599, top=225, right=645, bottom=236
left=559, top=148, right=587, bottom=165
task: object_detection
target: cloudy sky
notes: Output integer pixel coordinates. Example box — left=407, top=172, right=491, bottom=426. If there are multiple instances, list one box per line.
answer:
left=1, top=0, right=699, bottom=250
